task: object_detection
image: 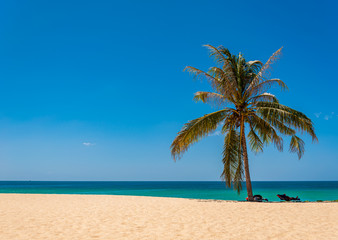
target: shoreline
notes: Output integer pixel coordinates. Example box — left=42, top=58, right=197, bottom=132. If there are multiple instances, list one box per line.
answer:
left=1, top=181, right=337, bottom=202
left=0, top=194, right=337, bottom=239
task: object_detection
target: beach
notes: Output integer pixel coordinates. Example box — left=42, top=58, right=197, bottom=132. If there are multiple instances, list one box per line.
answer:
left=0, top=194, right=337, bottom=240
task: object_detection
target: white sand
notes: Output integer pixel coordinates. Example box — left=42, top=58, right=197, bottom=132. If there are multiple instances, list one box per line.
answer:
left=0, top=194, right=337, bottom=240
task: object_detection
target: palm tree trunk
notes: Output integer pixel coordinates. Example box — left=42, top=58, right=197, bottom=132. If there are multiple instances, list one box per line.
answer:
left=240, top=118, right=254, bottom=201
left=242, top=133, right=253, bottom=201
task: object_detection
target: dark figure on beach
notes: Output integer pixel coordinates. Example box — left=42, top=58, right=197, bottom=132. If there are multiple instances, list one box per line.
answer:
left=246, top=195, right=268, bottom=202
left=277, top=194, right=300, bottom=202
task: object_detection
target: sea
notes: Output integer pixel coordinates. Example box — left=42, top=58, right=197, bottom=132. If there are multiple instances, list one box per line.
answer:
left=0, top=181, right=337, bottom=202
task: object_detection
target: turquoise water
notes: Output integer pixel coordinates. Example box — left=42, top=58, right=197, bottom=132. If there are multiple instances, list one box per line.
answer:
left=0, top=181, right=337, bottom=202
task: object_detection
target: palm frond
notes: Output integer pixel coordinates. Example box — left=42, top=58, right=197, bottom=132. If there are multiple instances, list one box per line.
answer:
left=171, top=109, right=231, bottom=160
left=221, top=126, right=243, bottom=193
left=193, top=91, right=227, bottom=107
left=250, top=92, right=279, bottom=103
left=246, top=47, right=283, bottom=93
left=248, top=114, right=283, bottom=151
left=247, top=123, right=264, bottom=153
left=290, top=135, right=305, bottom=159
left=233, top=147, right=243, bottom=193
left=221, top=112, right=239, bottom=134
left=184, top=66, right=223, bottom=93
left=246, top=79, right=288, bottom=98
left=217, top=46, right=233, bottom=58
left=247, top=60, right=263, bottom=74
left=255, top=102, right=318, bottom=142
left=247, top=60, right=263, bottom=66
left=266, top=117, right=296, bottom=136
left=203, top=44, right=228, bottom=66
left=208, top=66, right=237, bottom=101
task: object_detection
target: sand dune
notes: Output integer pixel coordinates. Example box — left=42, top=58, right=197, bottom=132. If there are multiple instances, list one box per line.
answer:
left=0, top=194, right=337, bottom=239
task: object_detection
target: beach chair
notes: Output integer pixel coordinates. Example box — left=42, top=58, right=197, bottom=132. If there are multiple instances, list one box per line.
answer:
left=277, top=194, right=300, bottom=202
left=246, top=195, right=268, bottom=202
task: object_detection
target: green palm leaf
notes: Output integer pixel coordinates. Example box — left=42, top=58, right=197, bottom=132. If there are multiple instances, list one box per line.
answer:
left=290, top=135, right=305, bottom=159
left=193, top=91, right=227, bottom=106
left=171, top=109, right=232, bottom=160
left=256, top=102, right=317, bottom=141
left=221, top=126, right=243, bottom=192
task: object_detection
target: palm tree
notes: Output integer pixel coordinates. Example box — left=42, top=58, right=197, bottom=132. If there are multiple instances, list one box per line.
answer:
left=171, top=45, right=317, bottom=201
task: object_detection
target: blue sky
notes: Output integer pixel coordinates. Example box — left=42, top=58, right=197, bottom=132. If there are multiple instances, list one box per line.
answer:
left=0, top=0, right=337, bottom=181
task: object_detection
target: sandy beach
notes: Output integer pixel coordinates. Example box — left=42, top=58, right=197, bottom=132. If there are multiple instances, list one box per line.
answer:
left=0, top=194, right=337, bottom=240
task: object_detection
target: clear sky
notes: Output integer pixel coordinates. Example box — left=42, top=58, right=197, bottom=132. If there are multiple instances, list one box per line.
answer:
left=0, top=0, right=337, bottom=181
